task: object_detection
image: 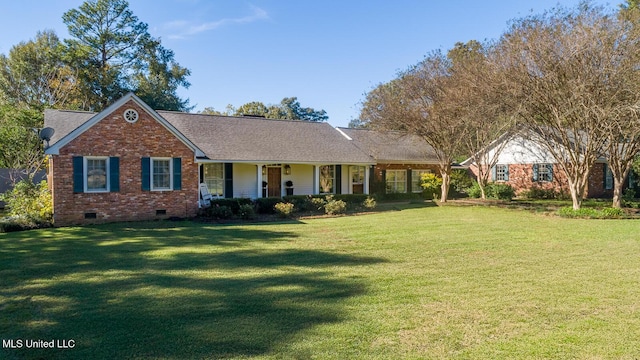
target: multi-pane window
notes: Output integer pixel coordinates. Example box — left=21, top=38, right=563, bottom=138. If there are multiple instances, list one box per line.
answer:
left=411, top=170, right=431, bottom=192
left=204, top=163, right=224, bottom=196
left=320, top=165, right=335, bottom=194
left=152, top=158, right=171, bottom=190
left=494, top=164, right=508, bottom=182
left=533, top=163, right=553, bottom=182
left=86, top=157, right=107, bottom=191
left=386, top=170, right=406, bottom=193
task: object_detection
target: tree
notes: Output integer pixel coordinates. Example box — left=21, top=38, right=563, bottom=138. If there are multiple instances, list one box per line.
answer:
left=495, top=4, right=622, bottom=209
left=62, top=0, right=190, bottom=111
left=0, top=30, right=77, bottom=110
left=0, top=105, right=45, bottom=181
left=446, top=40, right=515, bottom=200
left=277, top=97, right=328, bottom=122
left=602, top=1, right=640, bottom=208
left=204, top=97, right=329, bottom=121
left=234, top=101, right=270, bottom=117
left=360, top=51, right=468, bottom=202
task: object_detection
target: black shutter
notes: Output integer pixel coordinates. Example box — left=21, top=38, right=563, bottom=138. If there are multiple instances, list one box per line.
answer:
left=141, top=157, right=150, bottom=191
left=173, top=158, right=182, bottom=190
left=224, top=163, right=233, bottom=198
left=406, top=169, right=413, bottom=192
left=109, top=157, right=120, bottom=192
left=73, top=156, right=84, bottom=193
left=335, top=165, right=342, bottom=194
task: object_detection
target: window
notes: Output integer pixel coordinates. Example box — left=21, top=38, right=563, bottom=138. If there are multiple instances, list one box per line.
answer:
left=533, top=163, right=553, bottom=182
left=493, top=164, right=509, bottom=182
left=204, top=163, right=224, bottom=196
left=141, top=157, right=181, bottom=191
left=86, top=157, right=108, bottom=192
left=411, top=170, right=432, bottom=192
left=605, top=165, right=613, bottom=190
left=386, top=170, right=406, bottom=193
left=73, top=156, right=119, bottom=193
left=320, top=165, right=335, bottom=194
left=152, top=158, right=172, bottom=190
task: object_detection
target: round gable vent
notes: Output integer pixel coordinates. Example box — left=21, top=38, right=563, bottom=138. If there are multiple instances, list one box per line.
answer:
left=123, top=108, right=139, bottom=123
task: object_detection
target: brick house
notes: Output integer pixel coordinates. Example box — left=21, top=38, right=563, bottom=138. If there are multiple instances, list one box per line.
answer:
left=44, top=93, right=376, bottom=226
left=461, top=133, right=634, bottom=198
left=338, top=128, right=441, bottom=194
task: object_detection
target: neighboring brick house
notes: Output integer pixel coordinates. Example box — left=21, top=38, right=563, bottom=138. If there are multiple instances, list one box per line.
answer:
left=337, top=128, right=441, bottom=194
left=44, top=93, right=376, bottom=226
left=461, top=133, right=633, bottom=198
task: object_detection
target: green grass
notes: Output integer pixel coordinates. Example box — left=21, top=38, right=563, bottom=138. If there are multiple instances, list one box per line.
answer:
left=2, top=205, right=640, bottom=359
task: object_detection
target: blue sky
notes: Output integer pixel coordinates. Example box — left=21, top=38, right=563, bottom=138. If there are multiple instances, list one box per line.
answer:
left=0, top=0, right=617, bottom=127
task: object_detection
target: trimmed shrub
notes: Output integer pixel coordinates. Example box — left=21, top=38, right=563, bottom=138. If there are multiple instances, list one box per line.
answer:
left=487, top=183, right=515, bottom=200
left=363, top=196, right=377, bottom=209
left=522, top=186, right=558, bottom=200
left=274, top=202, right=295, bottom=218
left=333, top=194, right=369, bottom=205
left=255, top=197, right=282, bottom=214
left=310, top=197, right=327, bottom=212
left=238, top=204, right=255, bottom=220
left=208, top=205, right=234, bottom=219
left=557, top=207, right=625, bottom=219
left=467, top=182, right=515, bottom=200
left=209, top=198, right=253, bottom=214
left=324, top=196, right=347, bottom=215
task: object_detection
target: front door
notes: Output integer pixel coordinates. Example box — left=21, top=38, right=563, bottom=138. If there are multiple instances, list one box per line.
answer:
left=351, top=166, right=365, bottom=194
left=268, top=167, right=281, bottom=197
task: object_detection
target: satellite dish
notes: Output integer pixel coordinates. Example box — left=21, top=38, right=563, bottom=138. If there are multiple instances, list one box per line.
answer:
left=39, top=127, right=55, bottom=148
left=39, top=127, right=55, bottom=141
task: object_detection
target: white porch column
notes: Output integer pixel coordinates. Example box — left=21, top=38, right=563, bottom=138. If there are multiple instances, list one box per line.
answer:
left=364, top=165, right=370, bottom=195
left=256, top=164, right=263, bottom=198
left=313, top=165, right=320, bottom=195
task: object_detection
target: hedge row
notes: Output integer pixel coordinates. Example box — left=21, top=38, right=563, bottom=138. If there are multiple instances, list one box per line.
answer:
left=201, top=195, right=375, bottom=217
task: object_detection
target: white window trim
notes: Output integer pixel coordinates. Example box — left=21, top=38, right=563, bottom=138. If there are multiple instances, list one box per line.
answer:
left=203, top=163, right=225, bottom=197
left=386, top=169, right=407, bottom=193
left=84, top=156, right=110, bottom=193
left=151, top=157, right=173, bottom=191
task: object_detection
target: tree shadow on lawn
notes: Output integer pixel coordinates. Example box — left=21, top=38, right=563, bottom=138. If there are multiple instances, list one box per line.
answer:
left=1, top=222, right=386, bottom=359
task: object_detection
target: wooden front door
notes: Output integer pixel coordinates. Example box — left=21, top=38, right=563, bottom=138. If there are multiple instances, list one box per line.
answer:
left=267, top=167, right=281, bottom=197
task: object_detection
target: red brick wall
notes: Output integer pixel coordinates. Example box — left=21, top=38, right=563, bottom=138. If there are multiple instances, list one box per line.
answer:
left=469, top=163, right=610, bottom=198
left=50, top=100, right=199, bottom=226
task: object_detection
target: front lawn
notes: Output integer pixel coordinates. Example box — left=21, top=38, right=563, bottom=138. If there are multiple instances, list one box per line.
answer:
left=2, top=205, right=640, bottom=359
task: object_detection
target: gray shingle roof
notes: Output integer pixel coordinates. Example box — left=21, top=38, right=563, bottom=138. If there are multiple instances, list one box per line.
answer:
left=338, top=127, right=439, bottom=163
left=158, top=111, right=374, bottom=164
left=44, top=108, right=374, bottom=164
left=44, top=109, right=95, bottom=145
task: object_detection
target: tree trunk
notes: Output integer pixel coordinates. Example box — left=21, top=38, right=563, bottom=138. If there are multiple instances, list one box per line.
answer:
left=611, top=170, right=629, bottom=209
left=479, top=183, right=486, bottom=200
left=440, top=172, right=451, bottom=203
left=567, top=172, right=589, bottom=210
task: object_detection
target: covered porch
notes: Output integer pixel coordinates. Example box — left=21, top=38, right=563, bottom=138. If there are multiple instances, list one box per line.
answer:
left=197, top=162, right=372, bottom=201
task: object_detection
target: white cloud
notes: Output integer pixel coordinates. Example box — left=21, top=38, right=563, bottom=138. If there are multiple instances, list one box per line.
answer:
left=167, top=5, right=269, bottom=39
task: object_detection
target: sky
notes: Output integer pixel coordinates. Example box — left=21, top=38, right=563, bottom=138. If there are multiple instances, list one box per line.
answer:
left=0, top=0, right=618, bottom=127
